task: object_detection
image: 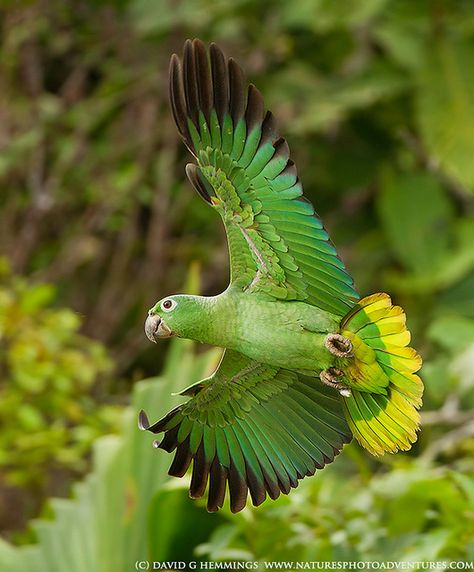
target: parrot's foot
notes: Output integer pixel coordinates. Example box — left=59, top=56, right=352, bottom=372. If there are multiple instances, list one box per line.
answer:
left=325, top=333, right=353, bottom=358
left=320, top=367, right=352, bottom=397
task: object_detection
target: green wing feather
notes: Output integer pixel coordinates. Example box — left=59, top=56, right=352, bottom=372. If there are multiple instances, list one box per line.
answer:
left=139, top=350, right=352, bottom=513
left=170, top=39, right=359, bottom=316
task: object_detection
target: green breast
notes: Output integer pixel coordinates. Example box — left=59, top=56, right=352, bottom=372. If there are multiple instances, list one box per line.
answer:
left=213, top=291, right=340, bottom=373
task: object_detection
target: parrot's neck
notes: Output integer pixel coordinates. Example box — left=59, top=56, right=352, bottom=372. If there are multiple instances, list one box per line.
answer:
left=177, top=291, right=238, bottom=347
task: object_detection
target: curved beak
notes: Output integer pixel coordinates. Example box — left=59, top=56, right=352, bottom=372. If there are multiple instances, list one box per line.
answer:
left=144, top=312, right=173, bottom=342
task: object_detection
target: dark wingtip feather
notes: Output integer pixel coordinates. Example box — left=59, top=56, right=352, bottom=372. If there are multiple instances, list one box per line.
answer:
left=183, top=39, right=200, bottom=127
left=228, top=57, right=247, bottom=124
left=144, top=405, right=182, bottom=434
left=277, top=476, right=291, bottom=495
left=193, top=38, right=212, bottom=124
left=228, top=461, right=248, bottom=513
left=207, top=459, right=227, bottom=512
left=246, top=464, right=267, bottom=507
left=138, top=410, right=150, bottom=430
left=170, top=40, right=271, bottom=167
left=264, top=478, right=281, bottom=501
left=185, top=163, right=212, bottom=204
left=190, top=443, right=210, bottom=499
left=169, top=53, right=192, bottom=149
left=260, top=111, right=279, bottom=147
left=245, top=84, right=265, bottom=132
left=271, top=137, right=290, bottom=162
left=210, top=42, right=229, bottom=123
left=158, top=424, right=180, bottom=453
left=169, top=436, right=193, bottom=477
left=279, top=159, right=297, bottom=181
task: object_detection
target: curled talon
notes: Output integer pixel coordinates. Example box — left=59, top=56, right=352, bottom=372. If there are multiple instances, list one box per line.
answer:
left=320, top=367, right=352, bottom=397
left=325, top=333, right=353, bottom=358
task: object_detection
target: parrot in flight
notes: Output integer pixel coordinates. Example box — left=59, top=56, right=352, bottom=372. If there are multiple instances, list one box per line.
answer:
left=140, top=39, right=423, bottom=513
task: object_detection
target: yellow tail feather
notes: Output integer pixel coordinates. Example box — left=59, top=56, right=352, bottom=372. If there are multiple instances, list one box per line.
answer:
left=340, top=293, right=423, bottom=455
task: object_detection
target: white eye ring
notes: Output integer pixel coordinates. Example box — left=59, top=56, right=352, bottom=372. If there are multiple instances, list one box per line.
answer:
left=161, top=299, right=177, bottom=312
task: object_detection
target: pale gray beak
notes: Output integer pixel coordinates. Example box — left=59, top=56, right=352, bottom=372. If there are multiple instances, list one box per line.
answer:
left=144, top=312, right=173, bottom=342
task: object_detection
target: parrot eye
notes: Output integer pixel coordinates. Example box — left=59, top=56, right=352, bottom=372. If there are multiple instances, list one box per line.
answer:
left=161, top=299, right=177, bottom=312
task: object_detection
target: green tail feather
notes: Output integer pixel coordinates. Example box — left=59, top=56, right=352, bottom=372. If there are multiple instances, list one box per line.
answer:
left=340, top=293, right=423, bottom=456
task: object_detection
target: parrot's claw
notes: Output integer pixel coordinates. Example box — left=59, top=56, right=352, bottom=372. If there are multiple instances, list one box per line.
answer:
left=320, top=367, right=352, bottom=397
left=325, top=333, right=354, bottom=358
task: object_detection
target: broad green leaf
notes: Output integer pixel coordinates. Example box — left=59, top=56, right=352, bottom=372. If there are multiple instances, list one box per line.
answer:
left=439, top=272, right=474, bottom=318
left=417, top=38, right=474, bottom=192
left=428, top=315, right=474, bottom=354
left=0, top=540, right=18, bottom=572
left=374, top=0, right=430, bottom=70
left=148, top=485, right=226, bottom=562
left=378, top=170, right=454, bottom=275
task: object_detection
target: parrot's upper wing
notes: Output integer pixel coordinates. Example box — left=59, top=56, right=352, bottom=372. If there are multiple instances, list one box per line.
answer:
left=170, top=39, right=359, bottom=316
left=139, top=349, right=352, bottom=513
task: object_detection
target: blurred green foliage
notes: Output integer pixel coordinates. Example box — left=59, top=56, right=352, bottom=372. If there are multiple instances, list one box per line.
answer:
left=197, top=460, right=474, bottom=561
left=0, top=0, right=473, bottom=566
left=0, top=258, right=120, bottom=534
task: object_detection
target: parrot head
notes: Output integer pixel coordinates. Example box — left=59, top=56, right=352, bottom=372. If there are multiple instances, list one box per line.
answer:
left=144, top=295, right=204, bottom=343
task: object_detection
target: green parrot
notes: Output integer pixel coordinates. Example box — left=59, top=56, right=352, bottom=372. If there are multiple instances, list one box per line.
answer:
left=140, top=39, right=423, bottom=513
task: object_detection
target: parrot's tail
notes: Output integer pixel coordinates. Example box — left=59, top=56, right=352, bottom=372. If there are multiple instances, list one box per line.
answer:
left=339, top=293, right=423, bottom=456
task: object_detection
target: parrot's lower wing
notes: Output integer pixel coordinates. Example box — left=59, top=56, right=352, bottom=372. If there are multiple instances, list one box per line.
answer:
left=139, top=350, right=352, bottom=512
left=170, top=39, right=359, bottom=316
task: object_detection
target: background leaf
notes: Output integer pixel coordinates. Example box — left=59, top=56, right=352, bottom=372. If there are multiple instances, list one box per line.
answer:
left=377, top=170, right=454, bottom=276
left=417, top=37, right=474, bottom=192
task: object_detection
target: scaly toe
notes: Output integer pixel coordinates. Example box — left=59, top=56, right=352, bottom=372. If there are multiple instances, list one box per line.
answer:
left=320, top=367, right=352, bottom=397
left=325, top=333, right=354, bottom=358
